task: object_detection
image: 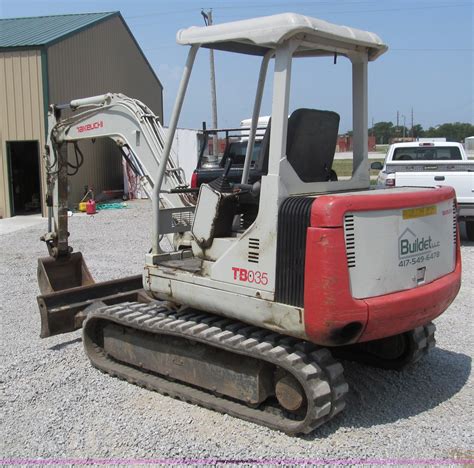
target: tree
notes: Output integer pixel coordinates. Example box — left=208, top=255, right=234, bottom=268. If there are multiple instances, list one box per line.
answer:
left=411, top=124, right=424, bottom=138
left=393, top=125, right=410, bottom=139
left=424, top=122, right=474, bottom=142
left=371, top=121, right=394, bottom=144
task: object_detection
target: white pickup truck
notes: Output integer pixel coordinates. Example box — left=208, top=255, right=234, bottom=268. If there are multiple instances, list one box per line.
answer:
left=372, top=141, right=474, bottom=240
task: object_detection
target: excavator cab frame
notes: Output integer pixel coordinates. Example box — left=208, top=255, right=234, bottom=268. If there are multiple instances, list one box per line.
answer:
left=137, top=14, right=388, bottom=336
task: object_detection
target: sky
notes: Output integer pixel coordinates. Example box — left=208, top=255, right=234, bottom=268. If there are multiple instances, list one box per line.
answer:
left=1, top=0, right=473, bottom=132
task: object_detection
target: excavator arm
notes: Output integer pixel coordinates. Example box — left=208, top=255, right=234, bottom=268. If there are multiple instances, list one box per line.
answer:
left=42, top=92, right=193, bottom=257
left=37, top=92, right=195, bottom=337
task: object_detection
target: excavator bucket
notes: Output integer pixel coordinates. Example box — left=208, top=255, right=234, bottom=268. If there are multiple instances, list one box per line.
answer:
left=37, top=253, right=149, bottom=338
left=38, top=252, right=94, bottom=294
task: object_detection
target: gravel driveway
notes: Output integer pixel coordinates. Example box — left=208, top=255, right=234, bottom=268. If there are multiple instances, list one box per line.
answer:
left=1, top=200, right=472, bottom=463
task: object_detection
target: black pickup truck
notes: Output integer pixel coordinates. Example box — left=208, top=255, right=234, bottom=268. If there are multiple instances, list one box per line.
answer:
left=190, top=126, right=266, bottom=188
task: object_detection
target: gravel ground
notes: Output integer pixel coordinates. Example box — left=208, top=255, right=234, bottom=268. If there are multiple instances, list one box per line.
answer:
left=1, top=200, right=472, bottom=463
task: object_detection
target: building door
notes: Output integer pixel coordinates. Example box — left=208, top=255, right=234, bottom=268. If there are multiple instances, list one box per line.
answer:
left=7, top=141, right=42, bottom=216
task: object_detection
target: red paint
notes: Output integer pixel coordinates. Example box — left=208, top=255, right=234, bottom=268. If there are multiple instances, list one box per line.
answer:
left=77, top=121, right=104, bottom=133
left=232, top=267, right=268, bottom=285
left=190, top=171, right=198, bottom=188
left=361, top=247, right=461, bottom=341
left=86, top=199, right=96, bottom=215
left=304, top=227, right=368, bottom=345
left=311, top=185, right=455, bottom=228
left=303, top=185, right=461, bottom=346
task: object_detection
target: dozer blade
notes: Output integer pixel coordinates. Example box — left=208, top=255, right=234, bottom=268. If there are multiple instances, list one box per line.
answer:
left=37, top=253, right=151, bottom=338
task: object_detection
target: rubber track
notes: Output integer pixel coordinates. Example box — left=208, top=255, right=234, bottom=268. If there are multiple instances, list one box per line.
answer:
left=82, top=302, right=348, bottom=435
left=333, top=322, right=436, bottom=371
left=405, top=322, right=437, bottom=367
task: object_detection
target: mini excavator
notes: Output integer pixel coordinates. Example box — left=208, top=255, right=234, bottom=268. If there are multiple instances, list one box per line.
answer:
left=36, top=13, right=461, bottom=434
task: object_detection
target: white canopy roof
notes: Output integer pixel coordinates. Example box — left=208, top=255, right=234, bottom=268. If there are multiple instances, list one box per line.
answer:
left=177, top=13, right=387, bottom=61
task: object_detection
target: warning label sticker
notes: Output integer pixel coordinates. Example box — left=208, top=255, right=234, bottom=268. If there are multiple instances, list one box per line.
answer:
left=402, top=205, right=437, bottom=220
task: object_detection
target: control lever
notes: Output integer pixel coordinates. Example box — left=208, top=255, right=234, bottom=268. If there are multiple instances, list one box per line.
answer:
left=209, top=156, right=234, bottom=193
left=223, top=156, right=233, bottom=178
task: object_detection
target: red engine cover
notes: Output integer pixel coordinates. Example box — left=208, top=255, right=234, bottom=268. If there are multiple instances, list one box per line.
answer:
left=303, top=186, right=461, bottom=346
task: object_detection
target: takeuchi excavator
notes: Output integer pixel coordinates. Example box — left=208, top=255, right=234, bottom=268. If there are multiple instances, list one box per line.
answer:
left=37, top=13, right=461, bottom=435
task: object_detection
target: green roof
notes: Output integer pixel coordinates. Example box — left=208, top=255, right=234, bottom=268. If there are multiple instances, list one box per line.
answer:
left=0, top=12, right=118, bottom=48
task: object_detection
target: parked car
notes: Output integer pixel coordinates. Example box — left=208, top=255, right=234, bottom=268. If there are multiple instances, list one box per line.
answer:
left=372, top=141, right=474, bottom=240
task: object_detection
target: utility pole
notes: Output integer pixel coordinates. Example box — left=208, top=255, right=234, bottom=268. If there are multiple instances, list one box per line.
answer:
left=411, top=107, right=414, bottom=137
left=201, top=10, right=218, bottom=156
left=396, top=110, right=399, bottom=128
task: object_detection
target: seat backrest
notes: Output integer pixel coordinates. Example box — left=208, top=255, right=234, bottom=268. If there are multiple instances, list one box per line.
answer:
left=286, top=108, right=340, bottom=182
left=256, top=109, right=339, bottom=182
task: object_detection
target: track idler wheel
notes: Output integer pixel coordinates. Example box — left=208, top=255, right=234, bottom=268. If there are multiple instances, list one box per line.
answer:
left=275, top=372, right=306, bottom=412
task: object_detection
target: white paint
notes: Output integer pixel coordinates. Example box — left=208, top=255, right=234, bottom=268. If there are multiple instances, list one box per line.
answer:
left=464, top=136, right=474, bottom=151
left=145, top=268, right=306, bottom=338
left=124, top=126, right=200, bottom=197
left=162, top=127, right=200, bottom=184
left=347, top=198, right=456, bottom=298
left=176, top=12, right=387, bottom=61
left=191, top=185, right=221, bottom=248
left=396, top=172, right=474, bottom=205
left=417, top=138, right=447, bottom=143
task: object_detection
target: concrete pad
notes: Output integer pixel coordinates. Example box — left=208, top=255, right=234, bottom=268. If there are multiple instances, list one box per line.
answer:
left=0, top=214, right=46, bottom=235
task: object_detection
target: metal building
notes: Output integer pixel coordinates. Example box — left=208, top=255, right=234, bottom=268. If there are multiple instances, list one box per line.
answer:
left=465, top=136, right=474, bottom=152
left=0, top=12, right=163, bottom=218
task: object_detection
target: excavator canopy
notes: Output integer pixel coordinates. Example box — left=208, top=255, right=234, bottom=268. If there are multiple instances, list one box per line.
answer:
left=176, top=12, right=387, bottom=60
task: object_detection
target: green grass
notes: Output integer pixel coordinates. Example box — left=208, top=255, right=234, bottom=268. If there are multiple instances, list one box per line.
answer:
left=332, top=158, right=384, bottom=178
left=375, top=144, right=389, bottom=153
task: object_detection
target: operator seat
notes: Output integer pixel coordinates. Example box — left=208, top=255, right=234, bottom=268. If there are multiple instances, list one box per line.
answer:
left=238, top=109, right=339, bottom=228
left=259, top=108, right=340, bottom=181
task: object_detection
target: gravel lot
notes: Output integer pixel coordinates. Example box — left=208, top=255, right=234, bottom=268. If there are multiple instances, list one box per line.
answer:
left=1, top=200, right=472, bottom=462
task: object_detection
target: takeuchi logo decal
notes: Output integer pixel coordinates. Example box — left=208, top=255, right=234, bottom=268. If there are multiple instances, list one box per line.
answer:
left=76, top=120, right=104, bottom=133
left=398, top=228, right=440, bottom=259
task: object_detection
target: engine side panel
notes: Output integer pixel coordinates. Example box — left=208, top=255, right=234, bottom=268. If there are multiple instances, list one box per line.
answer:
left=304, top=226, right=369, bottom=346
left=303, top=186, right=461, bottom=346
left=345, top=198, right=457, bottom=298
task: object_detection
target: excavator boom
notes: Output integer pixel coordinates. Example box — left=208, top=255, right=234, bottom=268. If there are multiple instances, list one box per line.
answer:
left=38, top=93, right=195, bottom=336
